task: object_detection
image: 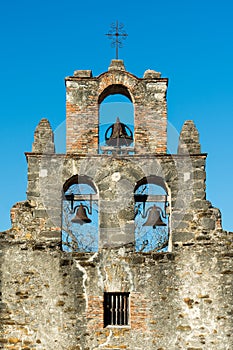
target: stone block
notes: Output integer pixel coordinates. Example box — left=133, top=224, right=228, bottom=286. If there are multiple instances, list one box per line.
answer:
left=143, top=69, right=161, bottom=79
left=33, top=209, right=48, bottom=218
left=108, top=59, right=126, bottom=71
left=200, top=217, right=215, bottom=230
left=73, top=70, right=92, bottom=77
left=40, top=231, right=61, bottom=239
left=191, top=200, right=211, bottom=210
left=173, top=231, right=195, bottom=242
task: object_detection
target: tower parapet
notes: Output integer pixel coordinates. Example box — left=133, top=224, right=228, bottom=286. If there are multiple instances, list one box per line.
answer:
left=178, top=120, right=201, bottom=154
left=32, top=118, right=55, bottom=153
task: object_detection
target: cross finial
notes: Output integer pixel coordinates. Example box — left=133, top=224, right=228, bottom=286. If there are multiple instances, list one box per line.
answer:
left=105, top=21, right=128, bottom=59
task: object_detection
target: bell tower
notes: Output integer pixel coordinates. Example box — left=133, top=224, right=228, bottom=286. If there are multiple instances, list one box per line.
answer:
left=66, top=59, right=168, bottom=154
left=1, top=58, right=232, bottom=350
left=63, top=59, right=170, bottom=250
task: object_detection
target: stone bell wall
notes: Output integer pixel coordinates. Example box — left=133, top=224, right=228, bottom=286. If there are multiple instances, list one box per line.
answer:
left=1, top=58, right=233, bottom=349
left=0, top=115, right=232, bottom=349
left=66, top=60, right=168, bottom=154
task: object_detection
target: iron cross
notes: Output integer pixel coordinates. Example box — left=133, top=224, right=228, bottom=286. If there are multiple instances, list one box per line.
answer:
left=105, top=21, right=128, bottom=59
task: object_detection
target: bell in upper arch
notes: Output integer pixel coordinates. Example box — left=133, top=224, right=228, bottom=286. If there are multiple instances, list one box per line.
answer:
left=143, top=205, right=166, bottom=228
left=71, top=204, right=92, bottom=225
left=105, top=117, right=133, bottom=147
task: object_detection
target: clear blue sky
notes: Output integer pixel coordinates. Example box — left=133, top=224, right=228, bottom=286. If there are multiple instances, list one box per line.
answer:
left=0, top=0, right=233, bottom=231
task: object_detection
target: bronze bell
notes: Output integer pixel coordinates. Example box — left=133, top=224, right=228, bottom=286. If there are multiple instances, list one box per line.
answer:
left=105, top=117, right=133, bottom=147
left=143, top=205, right=166, bottom=228
left=71, top=204, right=92, bottom=225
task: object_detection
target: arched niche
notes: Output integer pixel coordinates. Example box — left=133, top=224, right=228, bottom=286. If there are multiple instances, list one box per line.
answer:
left=62, top=175, right=99, bottom=252
left=134, top=176, right=170, bottom=252
left=98, top=84, right=134, bottom=154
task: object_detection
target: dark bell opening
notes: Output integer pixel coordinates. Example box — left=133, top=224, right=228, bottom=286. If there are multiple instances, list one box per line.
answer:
left=105, top=117, right=133, bottom=147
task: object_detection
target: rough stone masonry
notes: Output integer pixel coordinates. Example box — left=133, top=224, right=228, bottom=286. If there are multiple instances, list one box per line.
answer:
left=0, top=59, right=232, bottom=350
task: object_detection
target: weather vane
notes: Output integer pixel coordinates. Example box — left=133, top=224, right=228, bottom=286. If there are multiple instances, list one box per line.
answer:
left=105, top=21, right=128, bottom=59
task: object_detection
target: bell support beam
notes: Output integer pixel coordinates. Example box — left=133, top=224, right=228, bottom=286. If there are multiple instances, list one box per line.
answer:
left=134, top=195, right=168, bottom=203
left=65, top=194, right=98, bottom=201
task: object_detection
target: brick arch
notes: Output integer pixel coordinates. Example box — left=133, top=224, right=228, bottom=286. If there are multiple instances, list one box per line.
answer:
left=98, top=84, right=133, bottom=104
left=97, top=71, right=138, bottom=104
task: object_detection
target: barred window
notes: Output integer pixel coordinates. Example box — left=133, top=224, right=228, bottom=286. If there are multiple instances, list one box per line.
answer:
left=104, top=292, right=130, bottom=327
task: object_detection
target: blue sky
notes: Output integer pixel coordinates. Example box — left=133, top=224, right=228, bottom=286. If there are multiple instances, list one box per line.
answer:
left=0, top=0, right=233, bottom=231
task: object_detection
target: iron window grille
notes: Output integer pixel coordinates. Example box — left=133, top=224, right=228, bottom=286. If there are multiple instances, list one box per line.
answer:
left=104, top=292, right=130, bottom=327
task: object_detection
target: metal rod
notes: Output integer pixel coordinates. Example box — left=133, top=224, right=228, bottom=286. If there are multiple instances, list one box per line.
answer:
left=105, top=21, right=128, bottom=59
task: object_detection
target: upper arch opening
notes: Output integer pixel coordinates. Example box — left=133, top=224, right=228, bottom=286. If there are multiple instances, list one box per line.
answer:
left=98, top=85, right=134, bottom=154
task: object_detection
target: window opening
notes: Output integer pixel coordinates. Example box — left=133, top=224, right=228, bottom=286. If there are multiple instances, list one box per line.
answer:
left=104, top=292, right=130, bottom=327
left=134, top=178, right=169, bottom=252
left=99, top=91, right=134, bottom=155
left=62, top=177, right=98, bottom=252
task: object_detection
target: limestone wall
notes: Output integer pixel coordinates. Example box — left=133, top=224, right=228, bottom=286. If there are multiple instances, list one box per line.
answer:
left=0, top=235, right=233, bottom=349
